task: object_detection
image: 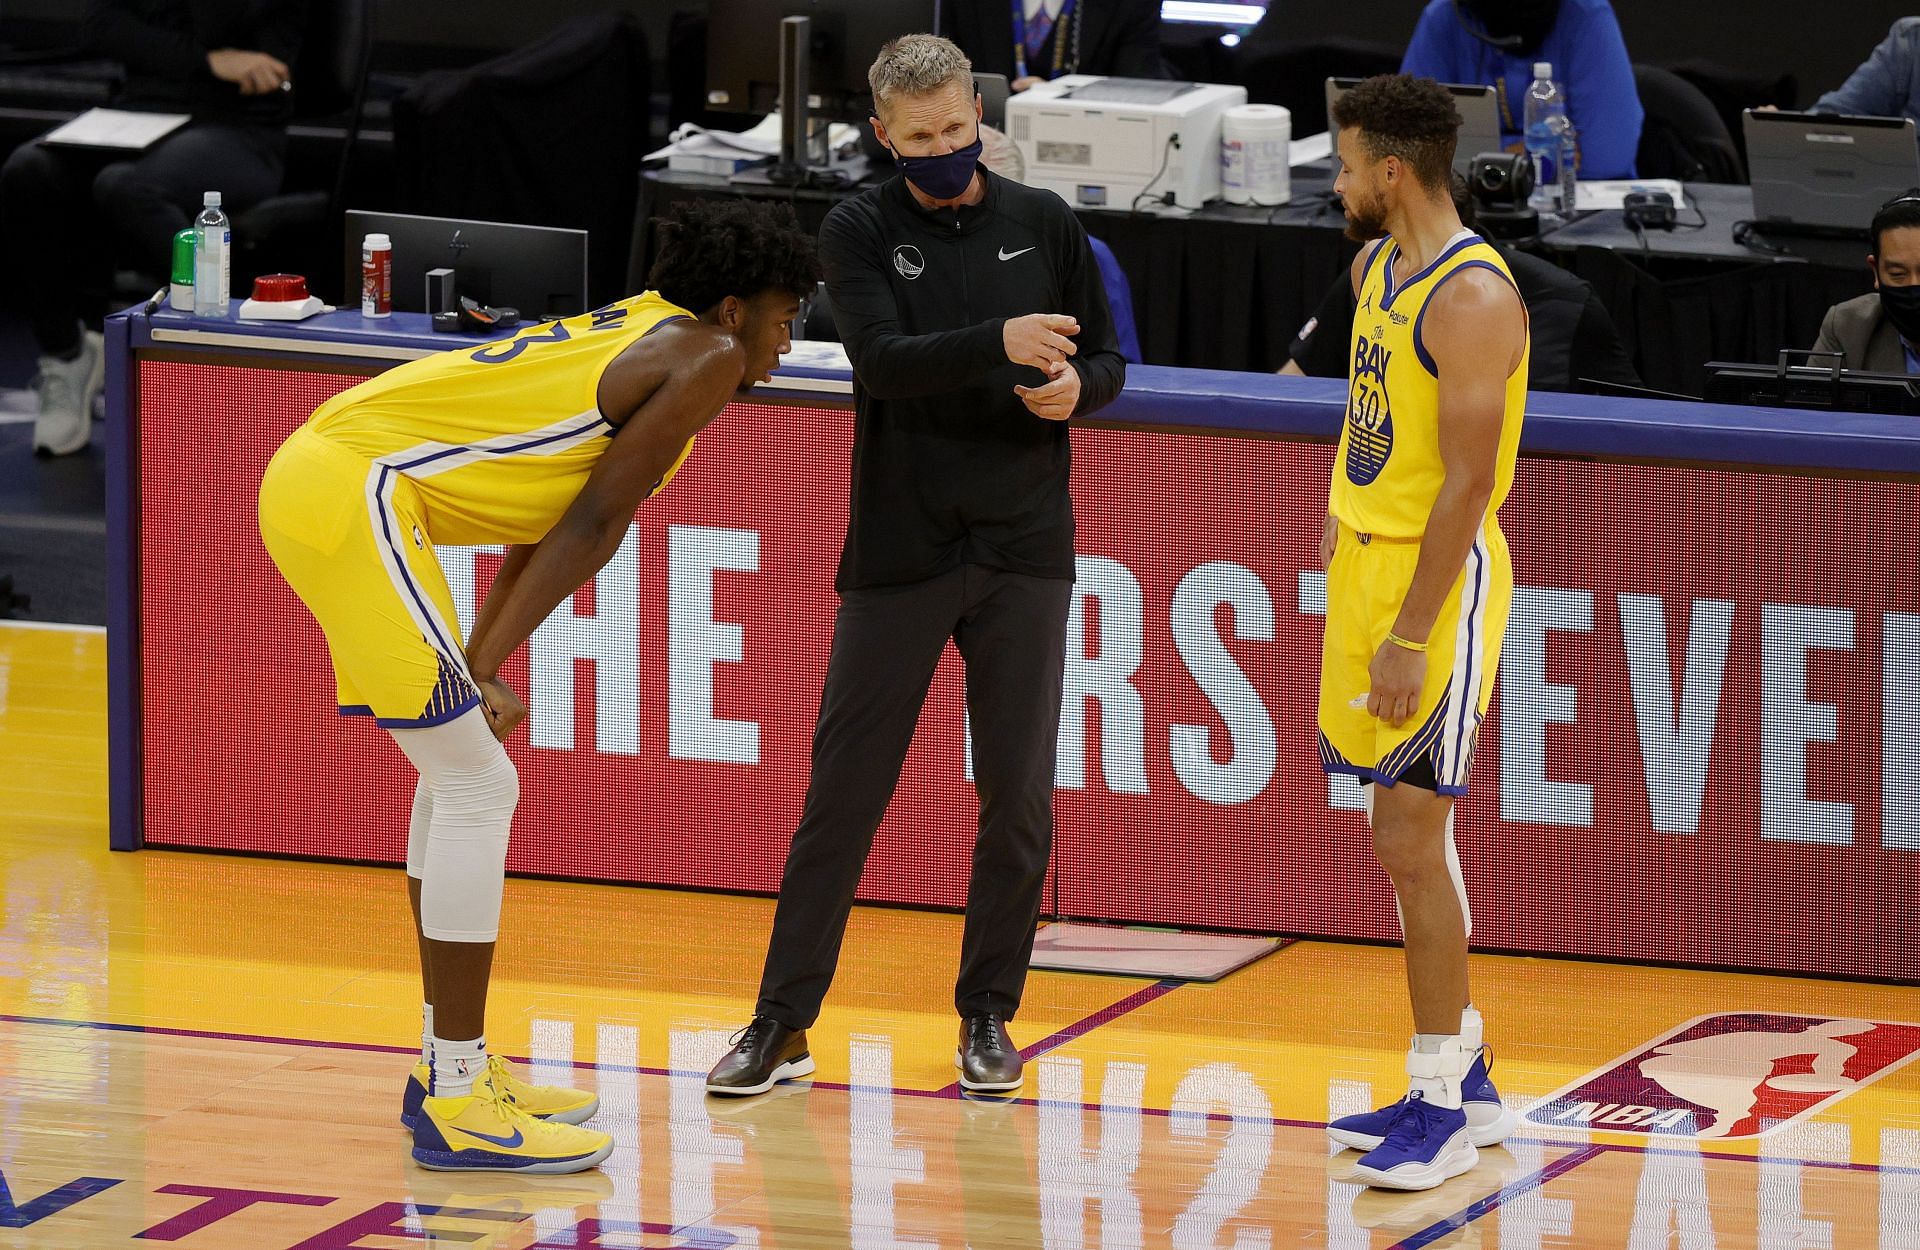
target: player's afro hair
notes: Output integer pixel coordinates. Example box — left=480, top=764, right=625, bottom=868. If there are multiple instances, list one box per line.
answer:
left=647, top=199, right=820, bottom=316
left=1330, top=74, right=1463, bottom=191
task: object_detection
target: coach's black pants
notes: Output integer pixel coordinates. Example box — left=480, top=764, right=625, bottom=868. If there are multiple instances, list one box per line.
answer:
left=755, top=562, right=1073, bottom=1029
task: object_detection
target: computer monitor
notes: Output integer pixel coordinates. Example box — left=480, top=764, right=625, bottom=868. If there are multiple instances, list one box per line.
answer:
left=343, top=211, right=589, bottom=318
left=1744, top=109, right=1920, bottom=238
left=974, top=72, right=1010, bottom=130
left=1705, top=357, right=1920, bottom=416
left=705, top=0, right=941, bottom=118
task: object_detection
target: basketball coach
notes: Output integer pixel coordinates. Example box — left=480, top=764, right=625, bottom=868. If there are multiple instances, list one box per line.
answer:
left=707, top=32, right=1126, bottom=1096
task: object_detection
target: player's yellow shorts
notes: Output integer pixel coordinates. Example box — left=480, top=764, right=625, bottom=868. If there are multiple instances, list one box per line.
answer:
left=1317, top=516, right=1513, bottom=795
left=258, top=425, right=479, bottom=728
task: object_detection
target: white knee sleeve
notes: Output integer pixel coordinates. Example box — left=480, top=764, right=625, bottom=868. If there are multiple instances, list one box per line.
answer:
left=406, top=775, right=432, bottom=880
left=390, top=707, right=519, bottom=942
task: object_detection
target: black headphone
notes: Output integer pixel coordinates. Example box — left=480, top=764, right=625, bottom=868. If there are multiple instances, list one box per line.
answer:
left=1869, top=189, right=1920, bottom=255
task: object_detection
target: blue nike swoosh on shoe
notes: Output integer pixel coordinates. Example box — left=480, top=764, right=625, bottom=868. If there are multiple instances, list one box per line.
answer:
left=460, top=1127, right=525, bottom=1148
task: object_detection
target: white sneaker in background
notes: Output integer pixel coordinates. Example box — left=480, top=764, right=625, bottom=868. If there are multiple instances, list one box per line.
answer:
left=32, top=328, right=103, bottom=457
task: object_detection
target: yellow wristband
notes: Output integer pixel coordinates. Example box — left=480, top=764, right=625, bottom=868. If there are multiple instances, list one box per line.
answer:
left=1386, top=631, right=1429, bottom=653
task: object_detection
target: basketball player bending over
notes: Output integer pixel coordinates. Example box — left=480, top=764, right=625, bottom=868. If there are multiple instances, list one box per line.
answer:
left=259, top=201, right=817, bottom=1173
left=1314, top=75, right=1530, bottom=1191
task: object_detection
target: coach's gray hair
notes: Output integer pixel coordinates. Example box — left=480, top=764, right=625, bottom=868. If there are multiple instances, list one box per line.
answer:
left=868, top=33, right=972, bottom=118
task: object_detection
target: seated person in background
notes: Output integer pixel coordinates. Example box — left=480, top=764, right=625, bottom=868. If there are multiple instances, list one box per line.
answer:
left=1811, top=190, right=1920, bottom=373
left=979, top=123, right=1142, bottom=361
left=1, top=0, right=303, bottom=457
left=1282, top=173, right=1639, bottom=393
left=944, top=0, right=1166, bottom=92
left=1085, top=237, right=1143, bottom=364
left=1400, top=0, right=1643, bottom=179
left=1812, top=18, right=1920, bottom=125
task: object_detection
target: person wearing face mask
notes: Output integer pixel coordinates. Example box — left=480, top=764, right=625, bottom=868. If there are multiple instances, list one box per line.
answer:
left=704, top=33, right=1125, bottom=1099
left=1812, top=190, right=1920, bottom=373
left=1399, top=0, right=1644, bottom=179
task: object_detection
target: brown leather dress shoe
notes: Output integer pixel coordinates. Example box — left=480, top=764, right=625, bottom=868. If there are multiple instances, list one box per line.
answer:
left=705, top=1016, right=815, bottom=1096
left=955, top=1014, right=1023, bottom=1092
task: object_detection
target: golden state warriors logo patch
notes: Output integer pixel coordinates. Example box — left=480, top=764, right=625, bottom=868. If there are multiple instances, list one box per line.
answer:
left=1345, top=335, right=1394, bottom=486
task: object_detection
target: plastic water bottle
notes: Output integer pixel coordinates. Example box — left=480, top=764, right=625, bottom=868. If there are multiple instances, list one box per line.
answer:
left=193, top=191, right=230, bottom=319
left=1524, top=63, right=1569, bottom=214
left=1557, top=117, right=1579, bottom=213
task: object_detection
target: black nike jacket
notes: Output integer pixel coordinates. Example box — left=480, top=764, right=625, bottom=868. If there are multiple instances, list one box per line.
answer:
left=818, top=168, right=1126, bottom=591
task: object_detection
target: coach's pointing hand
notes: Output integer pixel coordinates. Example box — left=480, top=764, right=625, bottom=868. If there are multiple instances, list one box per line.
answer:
left=1004, top=313, right=1079, bottom=371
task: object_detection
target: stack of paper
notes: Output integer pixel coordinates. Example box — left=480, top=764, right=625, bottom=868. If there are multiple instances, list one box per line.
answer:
left=1289, top=131, right=1334, bottom=168
left=42, top=108, right=189, bottom=152
left=651, top=127, right=776, bottom=176
left=646, top=116, right=863, bottom=176
left=1574, top=178, right=1689, bottom=212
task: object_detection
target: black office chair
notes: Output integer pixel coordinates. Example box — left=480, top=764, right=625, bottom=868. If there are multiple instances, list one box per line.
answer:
left=1663, top=60, right=1797, bottom=169
left=1632, top=63, right=1744, bottom=184
left=392, top=13, right=651, bottom=309
left=1227, top=35, right=1403, bottom=137
left=233, top=0, right=375, bottom=290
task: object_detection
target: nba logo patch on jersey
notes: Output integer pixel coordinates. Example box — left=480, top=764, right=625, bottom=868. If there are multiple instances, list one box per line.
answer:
left=1523, top=1013, right=1920, bottom=1140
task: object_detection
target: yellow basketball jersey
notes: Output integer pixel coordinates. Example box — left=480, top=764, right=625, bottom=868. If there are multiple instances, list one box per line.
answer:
left=1329, top=231, right=1528, bottom=540
left=305, top=291, right=699, bottom=546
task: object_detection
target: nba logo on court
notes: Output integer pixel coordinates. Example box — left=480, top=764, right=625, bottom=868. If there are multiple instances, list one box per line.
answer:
left=1524, top=1013, right=1920, bottom=1140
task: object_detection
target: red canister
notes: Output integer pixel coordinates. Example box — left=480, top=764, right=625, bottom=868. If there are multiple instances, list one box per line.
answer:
left=361, top=233, right=392, bottom=318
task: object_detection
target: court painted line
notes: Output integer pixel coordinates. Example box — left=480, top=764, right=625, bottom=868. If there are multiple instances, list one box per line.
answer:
left=1392, top=1144, right=1609, bottom=1250
left=1022, top=978, right=1185, bottom=1058
left=933, top=976, right=1184, bottom=1096
left=4, top=1012, right=1913, bottom=1176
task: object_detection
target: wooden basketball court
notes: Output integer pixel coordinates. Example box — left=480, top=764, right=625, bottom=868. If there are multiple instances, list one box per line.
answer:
left=5, top=621, right=1915, bottom=1249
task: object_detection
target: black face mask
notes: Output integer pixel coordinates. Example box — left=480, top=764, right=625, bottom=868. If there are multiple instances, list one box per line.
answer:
left=1456, top=0, right=1564, bottom=54
left=1880, top=282, right=1920, bottom=344
left=890, top=132, right=984, bottom=202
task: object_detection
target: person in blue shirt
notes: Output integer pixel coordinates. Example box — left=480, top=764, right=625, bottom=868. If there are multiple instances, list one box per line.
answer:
left=1814, top=18, right=1920, bottom=125
left=1086, top=238, right=1141, bottom=364
left=1400, top=0, right=1643, bottom=179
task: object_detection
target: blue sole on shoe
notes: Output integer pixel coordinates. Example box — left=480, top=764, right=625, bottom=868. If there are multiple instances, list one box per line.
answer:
left=410, top=1139, right=614, bottom=1174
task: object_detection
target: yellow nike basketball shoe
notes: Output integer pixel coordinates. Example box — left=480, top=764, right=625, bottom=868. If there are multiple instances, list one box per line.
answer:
left=403, top=1055, right=600, bottom=1129
left=411, top=1084, right=613, bottom=1174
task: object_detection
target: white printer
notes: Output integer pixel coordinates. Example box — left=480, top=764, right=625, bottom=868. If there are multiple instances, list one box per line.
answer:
left=1004, top=76, right=1247, bottom=210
